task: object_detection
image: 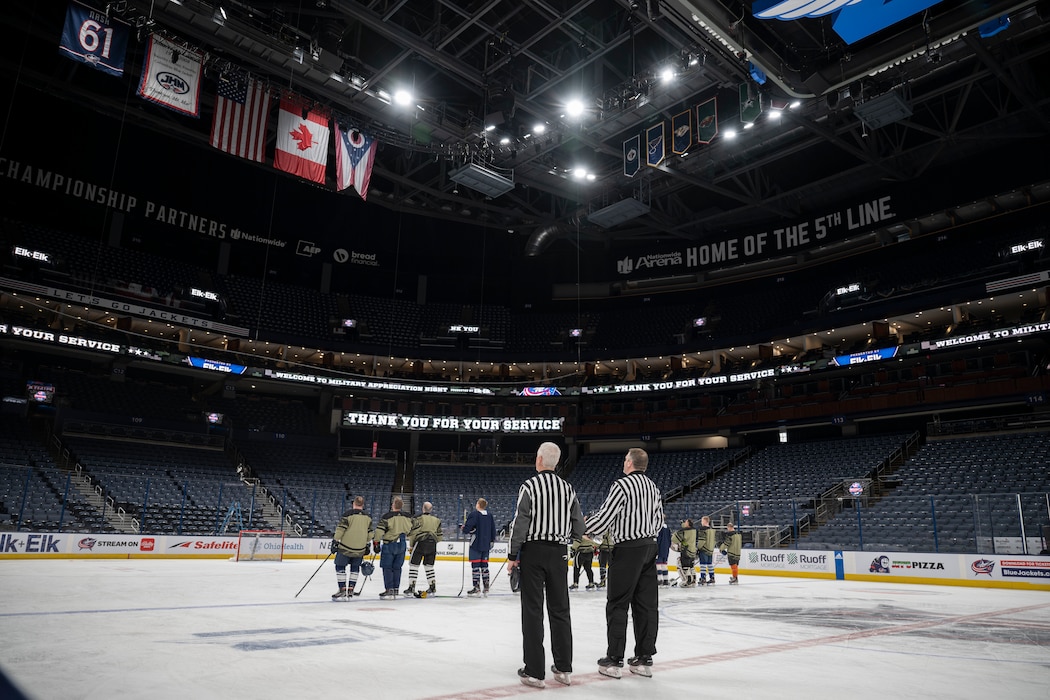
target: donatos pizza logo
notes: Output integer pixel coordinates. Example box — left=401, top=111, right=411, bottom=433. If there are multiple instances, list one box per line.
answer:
left=891, top=560, right=945, bottom=570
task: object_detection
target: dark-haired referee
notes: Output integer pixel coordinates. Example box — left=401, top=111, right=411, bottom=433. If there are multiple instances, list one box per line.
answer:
left=585, top=447, right=664, bottom=679
left=507, top=441, right=586, bottom=688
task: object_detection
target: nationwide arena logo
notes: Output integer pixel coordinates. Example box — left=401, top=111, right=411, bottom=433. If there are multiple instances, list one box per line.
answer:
left=971, top=559, right=996, bottom=576
left=616, top=251, right=683, bottom=275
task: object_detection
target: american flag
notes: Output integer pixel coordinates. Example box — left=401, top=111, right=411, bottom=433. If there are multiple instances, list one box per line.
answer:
left=209, top=75, right=270, bottom=161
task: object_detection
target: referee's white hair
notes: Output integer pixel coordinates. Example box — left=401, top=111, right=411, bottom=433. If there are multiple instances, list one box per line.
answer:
left=537, top=441, right=561, bottom=469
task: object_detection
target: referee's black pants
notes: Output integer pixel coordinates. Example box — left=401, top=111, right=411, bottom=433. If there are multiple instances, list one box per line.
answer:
left=605, top=539, right=658, bottom=660
left=519, top=540, right=573, bottom=678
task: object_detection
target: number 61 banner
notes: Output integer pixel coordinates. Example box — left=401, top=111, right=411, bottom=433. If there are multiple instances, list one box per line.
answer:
left=59, top=1, right=129, bottom=77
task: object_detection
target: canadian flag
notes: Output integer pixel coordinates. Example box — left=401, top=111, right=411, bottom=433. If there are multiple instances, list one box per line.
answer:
left=274, top=96, right=329, bottom=184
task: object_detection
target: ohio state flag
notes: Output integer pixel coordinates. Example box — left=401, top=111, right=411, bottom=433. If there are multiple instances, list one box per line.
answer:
left=274, top=96, right=329, bottom=184
left=335, top=123, right=376, bottom=200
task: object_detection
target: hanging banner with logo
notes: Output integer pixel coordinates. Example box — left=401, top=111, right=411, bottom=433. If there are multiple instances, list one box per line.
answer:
left=137, top=34, right=203, bottom=118
left=696, top=97, right=718, bottom=144
left=59, top=1, right=129, bottom=77
left=623, top=133, right=640, bottom=177
left=671, top=110, right=691, bottom=154
left=739, top=82, right=762, bottom=123
left=646, top=122, right=665, bottom=167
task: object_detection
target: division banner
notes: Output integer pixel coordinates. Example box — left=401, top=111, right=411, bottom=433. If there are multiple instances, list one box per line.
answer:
left=671, top=110, right=691, bottom=154
left=623, top=133, right=640, bottom=177
left=646, top=122, right=665, bottom=167
left=696, top=97, right=718, bottom=144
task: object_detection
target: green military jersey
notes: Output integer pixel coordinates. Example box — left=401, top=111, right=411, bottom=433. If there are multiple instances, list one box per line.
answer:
left=376, top=509, right=414, bottom=543
left=409, top=512, right=444, bottom=546
left=334, top=509, right=374, bottom=557
left=673, top=526, right=698, bottom=557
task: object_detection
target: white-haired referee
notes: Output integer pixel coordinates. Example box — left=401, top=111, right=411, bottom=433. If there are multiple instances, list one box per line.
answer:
left=585, top=446, right=663, bottom=679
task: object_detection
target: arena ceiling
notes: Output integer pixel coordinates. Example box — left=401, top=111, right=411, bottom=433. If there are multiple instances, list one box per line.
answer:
left=5, top=0, right=1050, bottom=259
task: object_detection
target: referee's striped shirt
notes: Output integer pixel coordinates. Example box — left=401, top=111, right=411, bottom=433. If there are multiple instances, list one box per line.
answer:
left=585, top=471, right=664, bottom=544
left=509, top=470, right=586, bottom=559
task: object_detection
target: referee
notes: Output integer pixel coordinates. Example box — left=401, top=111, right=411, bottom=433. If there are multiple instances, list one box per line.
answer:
left=507, top=441, right=586, bottom=688
left=585, top=447, right=664, bottom=679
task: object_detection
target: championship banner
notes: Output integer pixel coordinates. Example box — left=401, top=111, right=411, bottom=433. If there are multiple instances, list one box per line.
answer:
left=696, top=97, right=718, bottom=144
left=59, top=1, right=129, bottom=77
left=137, top=34, right=203, bottom=118
left=671, top=110, right=691, bottom=154
left=646, top=122, right=665, bottom=167
left=623, top=134, right=640, bottom=177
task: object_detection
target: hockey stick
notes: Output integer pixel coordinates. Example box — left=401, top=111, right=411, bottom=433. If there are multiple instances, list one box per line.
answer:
left=491, top=558, right=508, bottom=585
left=457, top=496, right=468, bottom=597
left=295, top=551, right=333, bottom=598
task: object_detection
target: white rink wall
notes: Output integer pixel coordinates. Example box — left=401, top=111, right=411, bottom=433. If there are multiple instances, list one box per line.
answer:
left=1, top=531, right=1046, bottom=591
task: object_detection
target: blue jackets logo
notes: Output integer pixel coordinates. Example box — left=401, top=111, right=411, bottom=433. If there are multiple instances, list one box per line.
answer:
left=970, top=559, right=995, bottom=576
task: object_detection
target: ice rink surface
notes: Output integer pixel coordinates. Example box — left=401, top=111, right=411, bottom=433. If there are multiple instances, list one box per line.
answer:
left=1, top=558, right=1048, bottom=699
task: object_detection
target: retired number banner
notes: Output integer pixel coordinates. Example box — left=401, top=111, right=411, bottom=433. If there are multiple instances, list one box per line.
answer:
left=59, top=1, right=129, bottom=77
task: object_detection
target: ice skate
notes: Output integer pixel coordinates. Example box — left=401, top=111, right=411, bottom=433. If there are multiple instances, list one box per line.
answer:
left=467, top=586, right=482, bottom=597
left=628, top=656, right=653, bottom=678
left=331, top=587, right=347, bottom=600
left=597, top=656, right=623, bottom=679
left=550, top=665, right=571, bottom=686
left=403, top=583, right=415, bottom=596
left=517, top=668, right=543, bottom=688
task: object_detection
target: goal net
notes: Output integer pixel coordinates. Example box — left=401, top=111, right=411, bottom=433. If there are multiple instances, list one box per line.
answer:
left=235, top=530, right=286, bottom=562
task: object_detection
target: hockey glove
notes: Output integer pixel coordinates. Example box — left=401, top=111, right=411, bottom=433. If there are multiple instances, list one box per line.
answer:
left=330, top=540, right=338, bottom=553
left=372, top=541, right=381, bottom=554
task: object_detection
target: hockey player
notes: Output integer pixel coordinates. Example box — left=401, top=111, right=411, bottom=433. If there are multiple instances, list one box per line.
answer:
left=569, top=534, right=598, bottom=590
left=331, top=495, right=374, bottom=600
left=655, top=519, right=671, bottom=587
left=672, top=518, right=698, bottom=587
left=404, top=501, right=443, bottom=597
left=719, top=522, right=743, bottom=584
left=695, top=515, right=717, bottom=585
left=374, top=495, right=413, bottom=599
left=462, top=497, right=497, bottom=596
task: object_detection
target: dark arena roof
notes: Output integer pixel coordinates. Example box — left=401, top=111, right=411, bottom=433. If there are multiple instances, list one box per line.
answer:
left=1, top=0, right=1050, bottom=448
